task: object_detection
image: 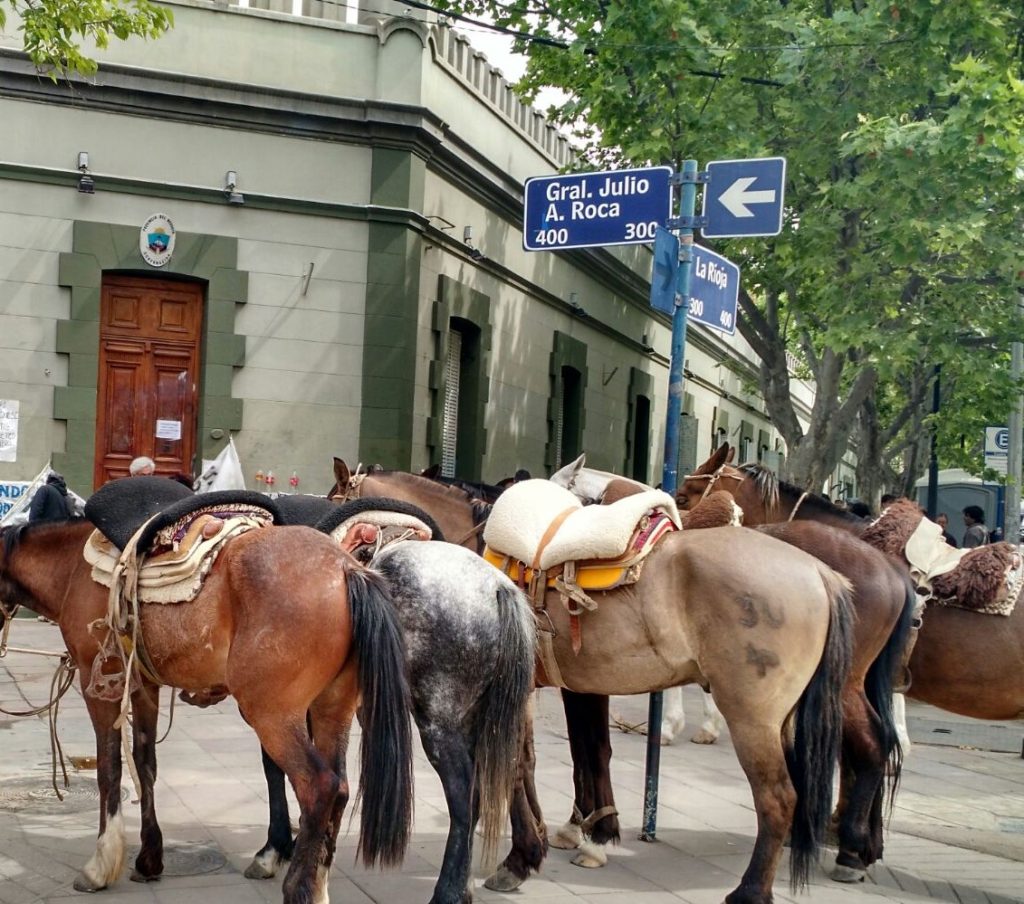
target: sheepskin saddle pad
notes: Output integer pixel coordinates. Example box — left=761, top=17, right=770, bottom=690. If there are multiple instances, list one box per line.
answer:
left=861, top=499, right=1023, bottom=617
left=314, top=497, right=438, bottom=564
left=483, top=478, right=680, bottom=591
left=84, top=486, right=282, bottom=605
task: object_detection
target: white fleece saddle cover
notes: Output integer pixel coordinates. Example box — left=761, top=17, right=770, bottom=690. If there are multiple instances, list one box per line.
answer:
left=483, top=478, right=681, bottom=572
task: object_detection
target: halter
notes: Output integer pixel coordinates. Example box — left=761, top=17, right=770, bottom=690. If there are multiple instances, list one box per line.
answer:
left=330, top=465, right=369, bottom=503
left=682, top=463, right=747, bottom=504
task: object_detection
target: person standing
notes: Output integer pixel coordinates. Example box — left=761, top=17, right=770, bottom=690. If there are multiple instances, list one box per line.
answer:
left=936, top=512, right=958, bottom=548
left=28, top=472, right=75, bottom=522
left=962, top=505, right=989, bottom=548
left=129, top=456, right=156, bottom=476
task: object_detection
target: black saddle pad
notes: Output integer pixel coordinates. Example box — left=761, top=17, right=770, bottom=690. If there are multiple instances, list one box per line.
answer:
left=86, top=478, right=282, bottom=551
left=274, top=494, right=336, bottom=527
left=85, top=477, right=194, bottom=550
left=314, top=497, right=445, bottom=542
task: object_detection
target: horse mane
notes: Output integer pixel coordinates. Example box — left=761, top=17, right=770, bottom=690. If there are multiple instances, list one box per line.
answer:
left=427, top=474, right=505, bottom=505
left=738, top=464, right=863, bottom=524
left=359, top=470, right=495, bottom=528
left=2, top=516, right=87, bottom=558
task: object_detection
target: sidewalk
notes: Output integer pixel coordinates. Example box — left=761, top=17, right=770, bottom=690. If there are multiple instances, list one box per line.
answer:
left=2, top=621, right=1022, bottom=904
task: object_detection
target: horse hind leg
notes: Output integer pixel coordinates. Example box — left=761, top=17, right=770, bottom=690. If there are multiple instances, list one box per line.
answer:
left=129, top=682, right=164, bottom=883
left=659, top=686, right=686, bottom=746
left=420, top=726, right=476, bottom=904
left=832, top=689, right=886, bottom=882
left=485, top=705, right=546, bottom=892
left=245, top=712, right=340, bottom=904
left=690, top=688, right=725, bottom=745
left=720, top=720, right=797, bottom=904
left=244, top=747, right=296, bottom=879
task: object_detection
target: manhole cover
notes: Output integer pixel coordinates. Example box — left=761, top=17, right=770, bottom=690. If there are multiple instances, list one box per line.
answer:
left=127, top=843, right=228, bottom=877
left=0, top=777, right=129, bottom=814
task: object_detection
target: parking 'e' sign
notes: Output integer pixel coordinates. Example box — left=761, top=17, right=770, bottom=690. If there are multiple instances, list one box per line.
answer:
left=524, top=166, right=672, bottom=251
left=702, top=157, right=786, bottom=239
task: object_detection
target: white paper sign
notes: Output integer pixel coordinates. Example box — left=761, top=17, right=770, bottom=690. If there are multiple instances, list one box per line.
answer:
left=0, top=480, right=30, bottom=519
left=156, top=419, right=182, bottom=440
left=0, top=400, right=19, bottom=462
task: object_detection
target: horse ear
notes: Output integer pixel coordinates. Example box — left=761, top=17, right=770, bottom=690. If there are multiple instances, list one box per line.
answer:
left=421, top=464, right=441, bottom=479
left=705, top=443, right=729, bottom=471
left=726, top=446, right=736, bottom=463
left=333, top=458, right=350, bottom=485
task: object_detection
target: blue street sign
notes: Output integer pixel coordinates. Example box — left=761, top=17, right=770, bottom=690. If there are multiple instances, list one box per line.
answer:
left=524, top=166, right=672, bottom=251
left=702, top=157, right=786, bottom=239
left=689, top=245, right=739, bottom=335
left=649, top=227, right=679, bottom=315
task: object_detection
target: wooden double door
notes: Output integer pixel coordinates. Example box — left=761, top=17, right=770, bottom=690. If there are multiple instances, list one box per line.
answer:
left=94, top=276, right=203, bottom=487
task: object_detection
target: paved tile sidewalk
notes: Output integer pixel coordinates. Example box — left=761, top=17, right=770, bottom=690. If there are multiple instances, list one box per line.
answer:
left=2, top=621, right=1022, bottom=904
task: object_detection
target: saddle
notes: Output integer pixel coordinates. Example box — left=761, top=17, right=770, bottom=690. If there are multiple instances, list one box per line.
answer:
left=861, top=499, right=1023, bottom=617
left=84, top=484, right=282, bottom=604
left=314, top=497, right=438, bottom=563
left=482, top=480, right=680, bottom=686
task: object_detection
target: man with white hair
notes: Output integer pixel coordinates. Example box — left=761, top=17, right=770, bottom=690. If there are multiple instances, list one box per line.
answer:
left=129, top=456, right=155, bottom=476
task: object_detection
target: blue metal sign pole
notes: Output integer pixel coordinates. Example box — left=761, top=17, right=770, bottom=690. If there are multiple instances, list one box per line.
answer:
left=641, top=158, right=699, bottom=841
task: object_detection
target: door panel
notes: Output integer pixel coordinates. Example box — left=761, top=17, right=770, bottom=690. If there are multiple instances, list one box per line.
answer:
left=95, top=277, right=203, bottom=487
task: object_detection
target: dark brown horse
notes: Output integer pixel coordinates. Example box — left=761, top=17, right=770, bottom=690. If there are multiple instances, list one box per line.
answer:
left=0, top=517, right=414, bottom=904
left=332, top=461, right=855, bottom=904
left=678, top=444, right=1024, bottom=723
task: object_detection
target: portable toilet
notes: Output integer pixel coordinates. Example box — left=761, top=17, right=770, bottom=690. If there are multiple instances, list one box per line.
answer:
left=914, top=468, right=1001, bottom=546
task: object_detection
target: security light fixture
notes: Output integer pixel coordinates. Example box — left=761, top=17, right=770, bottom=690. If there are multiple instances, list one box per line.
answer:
left=224, top=170, right=245, bottom=205
left=462, top=225, right=485, bottom=261
left=77, top=151, right=94, bottom=194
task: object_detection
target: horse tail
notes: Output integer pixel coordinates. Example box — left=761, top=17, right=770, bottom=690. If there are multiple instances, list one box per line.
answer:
left=346, top=566, right=415, bottom=868
left=787, top=566, right=854, bottom=891
left=474, top=581, right=536, bottom=869
left=865, top=567, right=916, bottom=814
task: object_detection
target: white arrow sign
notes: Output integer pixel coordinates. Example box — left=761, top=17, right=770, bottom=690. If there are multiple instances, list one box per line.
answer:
left=717, top=177, right=777, bottom=218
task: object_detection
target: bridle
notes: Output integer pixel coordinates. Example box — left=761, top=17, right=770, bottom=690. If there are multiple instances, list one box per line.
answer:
left=329, top=468, right=368, bottom=504
left=681, top=463, right=747, bottom=505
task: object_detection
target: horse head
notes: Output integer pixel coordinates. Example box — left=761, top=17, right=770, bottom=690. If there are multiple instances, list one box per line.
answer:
left=676, top=443, right=747, bottom=511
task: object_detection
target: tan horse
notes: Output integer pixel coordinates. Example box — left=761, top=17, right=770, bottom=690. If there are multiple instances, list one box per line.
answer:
left=332, top=461, right=854, bottom=904
left=678, top=443, right=1024, bottom=723
left=0, top=518, right=414, bottom=904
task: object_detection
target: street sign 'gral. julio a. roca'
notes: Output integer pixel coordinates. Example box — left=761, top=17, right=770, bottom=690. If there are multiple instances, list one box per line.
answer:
left=523, top=166, right=672, bottom=251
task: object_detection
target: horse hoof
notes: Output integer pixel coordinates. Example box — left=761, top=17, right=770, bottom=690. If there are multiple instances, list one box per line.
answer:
left=129, top=870, right=160, bottom=883
left=72, top=875, right=104, bottom=893
left=831, top=863, right=867, bottom=883
left=550, top=822, right=584, bottom=850
left=244, top=859, right=277, bottom=880
left=690, top=729, right=719, bottom=745
left=483, top=866, right=525, bottom=892
left=570, top=840, right=607, bottom=869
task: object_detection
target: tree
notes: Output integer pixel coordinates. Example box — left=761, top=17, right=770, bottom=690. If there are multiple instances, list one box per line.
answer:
left=1, top=0, right=172, bottom=78
left=429, top=0, right=1024, bottom=490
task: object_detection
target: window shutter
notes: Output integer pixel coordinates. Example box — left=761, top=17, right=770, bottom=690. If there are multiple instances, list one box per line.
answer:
left=441, top=329, right=462, bottom=477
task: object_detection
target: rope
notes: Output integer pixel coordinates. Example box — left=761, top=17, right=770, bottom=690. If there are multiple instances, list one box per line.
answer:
left=0, top=652, right=77, bottom=799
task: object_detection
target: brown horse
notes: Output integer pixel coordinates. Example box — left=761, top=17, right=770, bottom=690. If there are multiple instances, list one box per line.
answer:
left=0, top=517, right=414, bottom=904
left=678, top=444, right=1024, bottom=723
left=332, top=462, right=854, bottom=904
left=551, top=456, right=915, bottom=880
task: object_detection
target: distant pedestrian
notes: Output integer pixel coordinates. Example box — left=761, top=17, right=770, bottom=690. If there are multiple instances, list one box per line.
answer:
left=962, top=505, right=988, bottom=548
left=28, top=472, right=75, bottom=522
left=129, top=456, right=155, bottom=476
left=935, top=513, right=958, bottom=548
left=848, top=500, right=872, bottom=518
left=513, top=468, right=531, bottom=482
left=880, top=493, right=898, bottom=511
